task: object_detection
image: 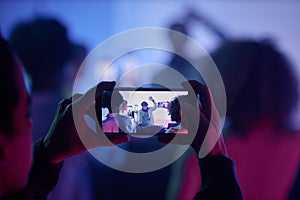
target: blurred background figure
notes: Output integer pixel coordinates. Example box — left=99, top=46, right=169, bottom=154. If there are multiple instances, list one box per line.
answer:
left=167, top=22, right=201, bottom=81
left=163, top=9, right=300, bottom=200
left=62, top=43, right=87, bottom=98
left=178, top=38, right=300, bottom=200
left=153, top=18, right=203, bottom=88
left=9, top=17, right=73, bottom=141
left=213, top=39, right=300, bottom=200
left=8, top=17, right=90, bottom=200
left=153, top=9, right=228, bottom=88
left=167, top=9, right=228, bottom=82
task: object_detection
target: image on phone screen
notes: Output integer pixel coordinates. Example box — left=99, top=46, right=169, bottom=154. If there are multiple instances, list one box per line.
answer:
left=96, top=88, right=189, bottom=135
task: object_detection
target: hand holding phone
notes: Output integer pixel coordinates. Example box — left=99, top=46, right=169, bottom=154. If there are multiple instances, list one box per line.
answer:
left=157, top=80, right=227, bottom=157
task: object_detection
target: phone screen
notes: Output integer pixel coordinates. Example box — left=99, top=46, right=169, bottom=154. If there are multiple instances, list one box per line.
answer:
left=97, top=88, right=189, bottom=135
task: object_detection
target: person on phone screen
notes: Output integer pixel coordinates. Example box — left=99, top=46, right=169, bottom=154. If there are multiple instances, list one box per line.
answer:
left=101, top=91, right=136, bottom=134
left=137, top=96, right=158, bottom=127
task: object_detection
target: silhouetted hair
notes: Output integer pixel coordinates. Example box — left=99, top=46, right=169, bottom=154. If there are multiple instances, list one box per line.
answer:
left=101, top=91, right=124, bottom=113
left=168, top=95, right=199, bottom=132
left=168, top=97, right=181, bottom=123
left=9, top=17, right=71, bottom=91
left=141, top=101, right=148, bottom=107
left=212, top=39, right=299, bottom=135
left=0, top=35, right=20, bottom=135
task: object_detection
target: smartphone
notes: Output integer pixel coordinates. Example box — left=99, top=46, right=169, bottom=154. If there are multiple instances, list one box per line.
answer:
left=95, top=87, right=189, bottom=136
left=157, top=101, right=169, bottom=108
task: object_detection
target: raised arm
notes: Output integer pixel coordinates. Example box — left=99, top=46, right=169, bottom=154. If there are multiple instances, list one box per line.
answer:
left=148, top=96, right=157, bottom=111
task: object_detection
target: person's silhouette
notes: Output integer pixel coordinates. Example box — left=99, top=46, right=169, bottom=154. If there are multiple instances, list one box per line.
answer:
left=9, top=17, right=72, bottom=141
